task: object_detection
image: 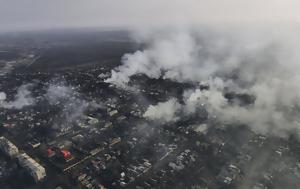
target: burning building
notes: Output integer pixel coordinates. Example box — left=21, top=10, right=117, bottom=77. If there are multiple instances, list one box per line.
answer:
left=46, top=148, right=56, bottom=158
left=60, top=149, right=73, bottom=162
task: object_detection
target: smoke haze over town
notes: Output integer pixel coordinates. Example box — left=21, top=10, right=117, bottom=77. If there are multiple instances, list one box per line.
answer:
left=0, top=1, right=300, bottom=189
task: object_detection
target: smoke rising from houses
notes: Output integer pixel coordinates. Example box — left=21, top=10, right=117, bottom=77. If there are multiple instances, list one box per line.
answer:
left=45, top=81, right=102, bottom=130
left=0, top=84, right=35, bottom=109
left=106, top=26, right=300, bottom=137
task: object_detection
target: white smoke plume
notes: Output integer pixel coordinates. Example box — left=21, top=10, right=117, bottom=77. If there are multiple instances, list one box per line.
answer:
left=105, top=31, right=199, bottom=87
left=0, top=84, right=35, bottom=109
left=143, top=98, right=181, bottom=122
left=0, top=92, right=6, bottom=101
left=107, top=25, right=300, bottom=137
left=45, top=84, right=75, bottom=105
left=45, top=81, right=102, bottom=129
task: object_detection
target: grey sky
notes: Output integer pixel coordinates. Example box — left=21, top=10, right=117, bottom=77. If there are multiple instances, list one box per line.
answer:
left=0, top=0, right=300, bottom=32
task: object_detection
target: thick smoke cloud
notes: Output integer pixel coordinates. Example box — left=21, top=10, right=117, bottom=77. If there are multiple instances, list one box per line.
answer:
left=0, top=84, right=35, bottom=109
left=143, top=98, right=181, bottom=122
left=106, top=32, right=198, bottom=86
left=107, top=26, right=300, bottom=137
